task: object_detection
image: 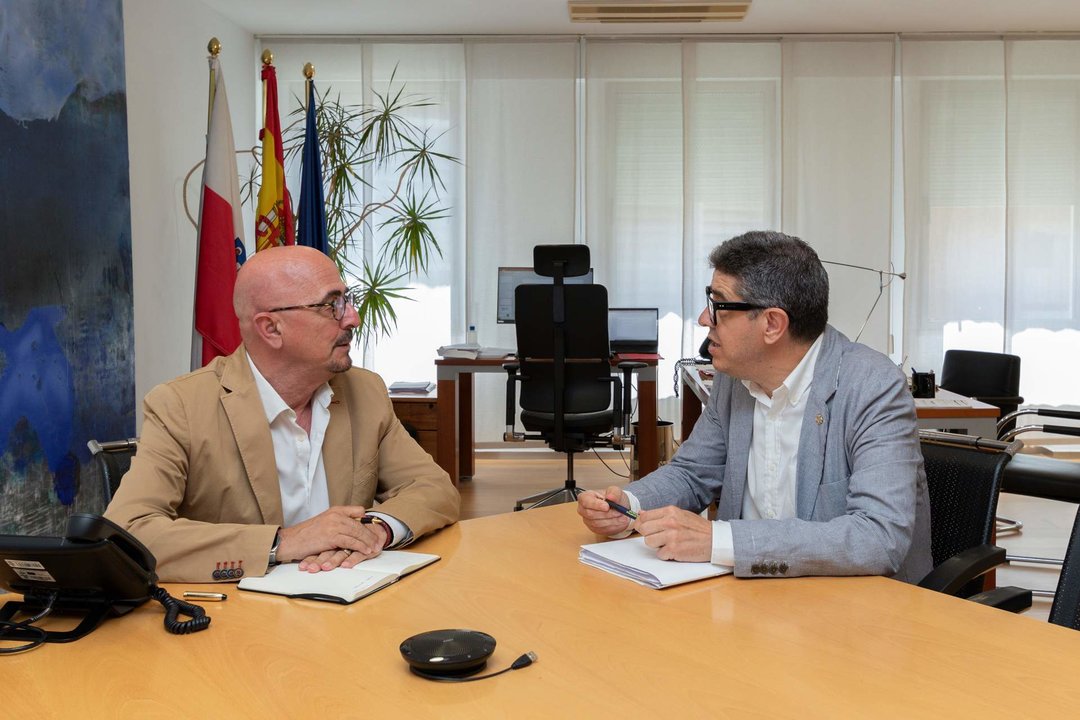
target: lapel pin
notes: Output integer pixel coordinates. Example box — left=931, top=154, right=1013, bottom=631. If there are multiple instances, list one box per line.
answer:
left=815, top=414, right=824, bottom=425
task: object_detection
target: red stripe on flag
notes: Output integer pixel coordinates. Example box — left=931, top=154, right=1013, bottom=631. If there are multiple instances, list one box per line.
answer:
left=195, top=185, right=241, bottom=364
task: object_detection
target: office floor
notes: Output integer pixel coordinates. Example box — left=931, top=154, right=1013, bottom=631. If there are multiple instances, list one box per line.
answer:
left=459, top=451, right=1075, bottom=624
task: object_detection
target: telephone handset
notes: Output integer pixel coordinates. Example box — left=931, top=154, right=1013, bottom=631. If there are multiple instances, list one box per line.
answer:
left=673, top=338, right=714, bottom=397
left=0, top=514, right=210, bottom=652
left=66, top=513, right=158, bottom=577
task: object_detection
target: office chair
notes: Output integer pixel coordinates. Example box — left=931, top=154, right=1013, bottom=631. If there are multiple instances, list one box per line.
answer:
left=503, top=245, right=641, bottom=511
left=1048, top=507, right=1080, bottom=630
left=87, top=438, right=138, bottom=505
left=939, top=349, right=1024, bottom=434
left=970, top=504, right=1080, bottom=631
left=939, top=349, right=1025, bottom=534
left=916, top=431, right=1029, bottom=609
left=990, top=408, right=1080, bottom=584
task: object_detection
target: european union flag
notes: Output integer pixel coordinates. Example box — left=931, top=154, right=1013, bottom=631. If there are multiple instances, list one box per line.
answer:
left=297, top=80, right=329, bottom=255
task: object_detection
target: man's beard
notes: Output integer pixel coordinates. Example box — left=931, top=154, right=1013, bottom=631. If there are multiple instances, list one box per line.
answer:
left=329, top=328, right=355, bottom=373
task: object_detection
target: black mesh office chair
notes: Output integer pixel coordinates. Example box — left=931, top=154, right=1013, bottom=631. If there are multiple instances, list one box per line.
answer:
left=991, top=408, right=1080, bottom=583
left=88, top=438, right=138, bottom=505
left=1048, top=507, right=1080, bottom=630
left=503, top=245, right=640, bottom=511
left=916, top=431, right=1027, bottom=607
left=971, top=504, right=1080, bottom=631
left=938, top=349, right=1025, bottom=535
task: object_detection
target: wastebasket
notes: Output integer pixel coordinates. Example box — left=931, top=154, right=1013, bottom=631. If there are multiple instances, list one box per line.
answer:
left=629, top=420, right=675, bottom=480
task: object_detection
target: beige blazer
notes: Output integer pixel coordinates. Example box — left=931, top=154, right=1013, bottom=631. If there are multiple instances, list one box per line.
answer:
left=105, top=347, right=459, bottom=583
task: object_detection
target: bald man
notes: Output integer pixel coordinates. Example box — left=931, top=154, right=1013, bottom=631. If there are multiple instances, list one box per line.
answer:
left=106, top=246, right=459, bottom=583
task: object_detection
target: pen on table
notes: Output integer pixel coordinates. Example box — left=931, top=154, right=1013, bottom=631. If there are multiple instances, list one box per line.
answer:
left=183, top=591, right=227, bottom=602
left=605, top=499, right=638, bottom=520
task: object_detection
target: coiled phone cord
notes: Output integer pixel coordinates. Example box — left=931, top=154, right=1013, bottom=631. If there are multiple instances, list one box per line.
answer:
left=151, top=586, right=211, bottom=634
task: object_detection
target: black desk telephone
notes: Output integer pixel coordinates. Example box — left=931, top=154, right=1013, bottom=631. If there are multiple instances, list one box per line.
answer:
left=0, top=514, right=210, bottom=653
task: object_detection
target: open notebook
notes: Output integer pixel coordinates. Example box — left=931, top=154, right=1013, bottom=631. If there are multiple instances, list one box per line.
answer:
left=580, top=537, right=732, bottom=589
left=238, top=551, right=439, bottom=604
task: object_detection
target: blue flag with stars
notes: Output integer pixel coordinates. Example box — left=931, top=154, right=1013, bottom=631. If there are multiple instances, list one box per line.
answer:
left=297, top=79, right=329, bottom=255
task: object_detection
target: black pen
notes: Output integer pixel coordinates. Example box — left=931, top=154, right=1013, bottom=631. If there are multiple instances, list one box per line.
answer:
left=605, top=499, right=638, bottom=520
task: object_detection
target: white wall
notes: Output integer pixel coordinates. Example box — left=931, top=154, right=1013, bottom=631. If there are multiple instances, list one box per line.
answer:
left=122, top=0, right=255, bottom=425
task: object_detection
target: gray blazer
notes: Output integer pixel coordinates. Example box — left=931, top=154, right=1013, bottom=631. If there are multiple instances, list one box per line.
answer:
left=631, top=326, right=932, bottom=582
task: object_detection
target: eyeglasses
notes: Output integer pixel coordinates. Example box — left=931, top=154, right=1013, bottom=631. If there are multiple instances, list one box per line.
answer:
left=704, top=286, right=766, bottom=326
left=268, top=293, right=355, bottom=322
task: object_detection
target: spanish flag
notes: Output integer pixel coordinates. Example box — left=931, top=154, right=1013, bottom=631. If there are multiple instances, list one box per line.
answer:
left=255, top=61, right=295, bottom=251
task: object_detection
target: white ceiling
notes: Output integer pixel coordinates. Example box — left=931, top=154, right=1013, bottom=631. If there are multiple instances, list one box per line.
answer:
left=200, top=0, right=1080, bottom=37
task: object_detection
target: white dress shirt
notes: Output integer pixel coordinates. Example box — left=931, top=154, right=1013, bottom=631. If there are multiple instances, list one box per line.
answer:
left=249, top=356, right=334, bottom=527
left=623, top=334, right=823, bottom=566
left=247, top=357, right=407, bottom=546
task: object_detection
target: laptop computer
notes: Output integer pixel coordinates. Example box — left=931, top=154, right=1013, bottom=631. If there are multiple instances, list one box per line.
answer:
left=608, top=308, right=659, bottom=354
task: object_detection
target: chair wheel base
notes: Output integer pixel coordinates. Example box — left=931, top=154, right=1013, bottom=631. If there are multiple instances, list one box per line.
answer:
left=514, top=486, right=584, bottom=512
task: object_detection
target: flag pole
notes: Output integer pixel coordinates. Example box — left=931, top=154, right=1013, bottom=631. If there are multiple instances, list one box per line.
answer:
left=207, top=37, right=220, bottom=125
left=304, top=62, right=315, bottom=112
left=261, top=48, right=272, bottom=131
left=192, top=36, right=221, bottom=371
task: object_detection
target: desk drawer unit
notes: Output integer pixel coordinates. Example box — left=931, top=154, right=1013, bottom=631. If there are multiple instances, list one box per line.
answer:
left=390, top=395, right=438, bottom=460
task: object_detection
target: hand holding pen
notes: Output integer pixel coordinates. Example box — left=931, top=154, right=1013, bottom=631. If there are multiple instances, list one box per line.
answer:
left=577, top=486, right=636, bottom=536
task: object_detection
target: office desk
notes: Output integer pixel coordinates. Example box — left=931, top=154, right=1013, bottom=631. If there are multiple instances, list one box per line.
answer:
left=7, top=505, right=1079, bottom=717
left=679, top=364, right=1000, bottom=441
left=436, top=354, right=659, bottom=484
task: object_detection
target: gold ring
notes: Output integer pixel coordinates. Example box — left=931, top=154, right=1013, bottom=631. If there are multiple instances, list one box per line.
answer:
left=341, top=548, right=352, bottom=556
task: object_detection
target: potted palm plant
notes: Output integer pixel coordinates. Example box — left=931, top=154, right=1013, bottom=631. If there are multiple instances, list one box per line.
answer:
left=250, top=70, right=459, bottom=342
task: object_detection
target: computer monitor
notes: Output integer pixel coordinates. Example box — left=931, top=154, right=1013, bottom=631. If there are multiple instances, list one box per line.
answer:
left=496, top=266, right=595, bottom=324
left=608, top=308, right=659, bottom=353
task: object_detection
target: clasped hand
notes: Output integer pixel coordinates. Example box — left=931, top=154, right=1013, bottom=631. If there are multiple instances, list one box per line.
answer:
left=276, top=506, right=388, bottom=573
left=578, top=486, right=713, bottom=562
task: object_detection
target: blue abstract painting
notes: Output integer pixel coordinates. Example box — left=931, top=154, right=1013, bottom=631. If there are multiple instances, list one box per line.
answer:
left=0, top=0, right=134, bottom=533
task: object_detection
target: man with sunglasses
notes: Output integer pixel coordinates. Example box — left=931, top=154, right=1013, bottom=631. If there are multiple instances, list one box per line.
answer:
left=106, top=246, right=459, bottom=583
left=578, top=231, right=931, bottom=582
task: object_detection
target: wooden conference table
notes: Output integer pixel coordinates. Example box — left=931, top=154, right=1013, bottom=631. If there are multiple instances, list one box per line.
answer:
left=680, top=363, right=1001, bottom=441
left=7, top=505, right=1079, bottom=718
left=436, top=354, right=660, bottom=484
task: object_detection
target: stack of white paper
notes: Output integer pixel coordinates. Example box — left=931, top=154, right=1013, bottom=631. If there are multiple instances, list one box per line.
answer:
left=579, top=537, right=732, bottom=589
left=478, top=347, right=516, bottom=359
left=437, top=343, right=481, bottom=359
left=389, top=381, right=436, bottom=393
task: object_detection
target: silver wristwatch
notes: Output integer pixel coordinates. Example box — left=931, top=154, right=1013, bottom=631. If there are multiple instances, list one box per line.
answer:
left=268, top=529, right=281, bottom=566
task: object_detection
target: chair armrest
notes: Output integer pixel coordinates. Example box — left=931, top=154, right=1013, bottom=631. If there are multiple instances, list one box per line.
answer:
left=917, top=544, right=1006, bottom=595
left=966, top=586, right=1034, bottom=614
left=1030, top=408, right=1080, bottom=421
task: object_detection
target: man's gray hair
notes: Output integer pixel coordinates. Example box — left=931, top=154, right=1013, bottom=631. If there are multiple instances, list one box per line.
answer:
left=708, top=230, right=829, bottom=342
